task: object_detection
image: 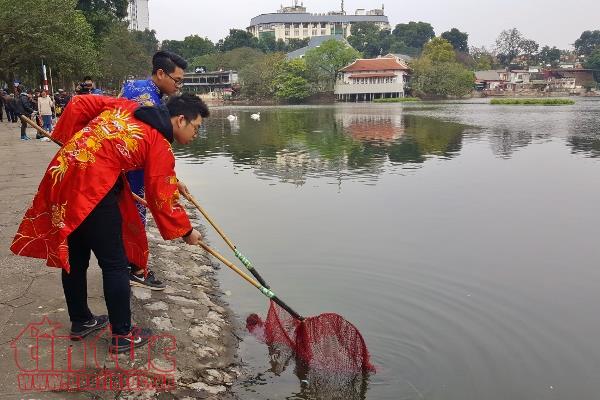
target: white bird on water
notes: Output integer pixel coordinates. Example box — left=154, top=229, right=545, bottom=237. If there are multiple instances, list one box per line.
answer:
left=250, top=112, right=261, bottom=121
left=226, top=115, right=237, bottom=121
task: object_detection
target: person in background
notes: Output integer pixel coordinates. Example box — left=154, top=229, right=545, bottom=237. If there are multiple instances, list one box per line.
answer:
left=37, top=90, right=54, bottom=135
left=13, top=87, right=34, bottom=140
left=0, top=91, right=4, bottom=122
left=120, top=50, right=189, bottom=290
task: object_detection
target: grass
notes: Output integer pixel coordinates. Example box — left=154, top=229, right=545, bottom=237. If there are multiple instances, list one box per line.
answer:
left=490, top=98, right=575, bottom=106
left=373, top=97, right=421, bottom=103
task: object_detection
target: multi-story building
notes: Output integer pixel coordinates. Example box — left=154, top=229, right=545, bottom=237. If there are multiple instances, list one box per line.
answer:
left=128, top=0, right=150, bottom=31
left=335, top=54, right=411, bottom=102
left=248, top=1, right=389, bottom=42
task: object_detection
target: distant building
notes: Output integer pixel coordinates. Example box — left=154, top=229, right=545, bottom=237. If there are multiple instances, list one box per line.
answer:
left=287, top=35, right=351, bottom=59
left=182, top=70, right=239, bottom=102
left=335, top=54, right=411, bottom=102
left=128, top=0, right=150, bottom=31
left=474, top=70, right=508, bottom=90
left=248, top=1, right=389, bottom=42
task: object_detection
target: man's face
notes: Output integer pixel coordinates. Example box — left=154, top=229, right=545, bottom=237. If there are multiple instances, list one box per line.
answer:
left=156, top=66, right=185, bottom=96
left=172, top=115, right=202, bottom=145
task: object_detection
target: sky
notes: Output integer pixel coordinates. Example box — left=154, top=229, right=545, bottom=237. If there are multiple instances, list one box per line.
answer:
left=148, top=0, right=599, bottom=50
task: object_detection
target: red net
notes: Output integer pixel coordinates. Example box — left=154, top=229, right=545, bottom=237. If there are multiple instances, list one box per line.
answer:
left=247, top=301, right=375, bottom=374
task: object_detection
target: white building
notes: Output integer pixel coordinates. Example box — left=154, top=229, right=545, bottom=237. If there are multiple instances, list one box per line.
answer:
left=248, top=2, right=389, bottom=42
left=335, top=54, right=411, bottom=102
left=128, top=0, right=150, bottom=31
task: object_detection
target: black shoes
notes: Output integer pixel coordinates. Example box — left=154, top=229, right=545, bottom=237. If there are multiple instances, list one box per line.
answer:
left=70, top=314, right=109, bottom=340
left=109, top=326, right=153, bottom=354
left=129, top=269, right=166, bottom=290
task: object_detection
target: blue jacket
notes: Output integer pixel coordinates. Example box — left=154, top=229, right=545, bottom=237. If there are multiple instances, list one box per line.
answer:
left=120, top=79, right=162, bottom=106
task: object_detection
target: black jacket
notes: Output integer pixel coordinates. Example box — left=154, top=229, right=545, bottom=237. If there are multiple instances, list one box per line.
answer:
left=13, top=93, right=34, bottom=116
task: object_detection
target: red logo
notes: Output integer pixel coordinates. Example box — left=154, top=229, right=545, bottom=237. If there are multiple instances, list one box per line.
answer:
left=11, top=316, right=176, bottom=392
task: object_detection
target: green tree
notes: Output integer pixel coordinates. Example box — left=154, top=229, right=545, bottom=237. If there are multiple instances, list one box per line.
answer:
left=287, top=38, right=310, bottom=52
left=585, top=48, right=600, bottom=83
left=304, top=39, right=361, bottom=91
left=495, top=28, right=524, bottom=65
left=574, top=30, right=600, bottom=56
left=97, top=23, right=150, bottom=87
left=131, top=29, right=159, bottom=57
left=421, top=37, right=456, bottom=62
left=441, top=28, right=469, bottom=52
left=392, top=21, right=435, bottom=50
left=239, top=53, right=286, bottom=99
left=274, top=59, right=312, bottom=102
left=0, top=0, right=97, bottom=84
left=162, top=35, right=215, bottom=61
left=538, top=46, right=561, bottom=67
left=189, top=47, right=265, bottom=72
left=217, top=29, right=259, bottom=52
left=348, top=22, right=385, bottom=58
left=76, top=0, right=128, bottom=41
left=411, top=38, right=474, bottom=98
left=470, top=46, right=496, bottom=70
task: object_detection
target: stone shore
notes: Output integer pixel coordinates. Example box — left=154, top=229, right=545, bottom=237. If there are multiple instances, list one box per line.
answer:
left=0, top=120, right=240, bottom=399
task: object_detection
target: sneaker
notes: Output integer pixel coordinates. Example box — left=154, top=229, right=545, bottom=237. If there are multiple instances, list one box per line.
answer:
left=20, top=137, right=30, bottom=141
left=109, top=326, right=152, bottom=354
left=129, top=269, right=166, bottom=291
left=70, top=315, right=109, bottom=340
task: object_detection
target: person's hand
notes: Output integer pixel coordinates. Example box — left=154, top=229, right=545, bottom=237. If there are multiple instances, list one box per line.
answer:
left=183, top=229, right=202, bottom=245
left=177, top=179, right=190, bottom=198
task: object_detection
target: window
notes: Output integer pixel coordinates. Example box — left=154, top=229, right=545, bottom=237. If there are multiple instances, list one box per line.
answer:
left=303, top=29, right=308, bottom=36
left=294, top=29, right=299, bottom=36
left=285, top=30, right=290, bottom=36
left=321, top=29, right=326, bottom=35
left=312, top=29, right=317, bottom=35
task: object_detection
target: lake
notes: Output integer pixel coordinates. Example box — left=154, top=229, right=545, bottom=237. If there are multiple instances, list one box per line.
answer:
left=175, top=98, right=600, bottom=400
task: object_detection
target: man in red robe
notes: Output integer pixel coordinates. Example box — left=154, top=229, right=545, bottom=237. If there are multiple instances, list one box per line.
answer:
left=11, top=93, right=208, bottom=354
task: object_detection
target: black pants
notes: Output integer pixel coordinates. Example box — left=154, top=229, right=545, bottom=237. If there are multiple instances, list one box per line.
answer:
left=19, top=114, right=29, bottom=138
left=63, top=181, right=131, bottom=335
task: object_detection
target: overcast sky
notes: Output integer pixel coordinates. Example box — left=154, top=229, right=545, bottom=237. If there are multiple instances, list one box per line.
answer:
left=148, top=0, right=599, bottom=50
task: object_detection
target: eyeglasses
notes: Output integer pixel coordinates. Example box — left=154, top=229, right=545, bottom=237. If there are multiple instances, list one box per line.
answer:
left=187, top=120, right=202, bottom=136
left=164, top=71, right=184, bottom=87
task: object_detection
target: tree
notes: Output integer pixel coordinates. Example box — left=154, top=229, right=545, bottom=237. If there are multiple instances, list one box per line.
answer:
left=162, top=35, right=215, bottom=61
left=538, top=46, right=561, bottom=67
left=189, top=47, right=264, bottom=72
left=348, top=22, right=385, bottom=58
left=217, top=29, right=259, bottom=52
left=98, top=23, right=150, bottom=87
left=410, top=38, right=474, bottom=98
left=392, top=21, right=435, bottom=50
left=495, top=28, right=524, bottom=65
left=470, top=47, right=495, bottom=70
left=304, top=39, right=361, bottom=91
left=131, top=29, right=159, bottom=57
left=0, top=0, right=97, bottom=84
left=76, top=0, right=128, bottom=41
left=273, top=59, right=312, bottom=102
left=574, top=30, right=600, bottom=56
left=421, top=37, right=456, bottom=63
left=287, top=38, right=310, bottom=52
left=585, top=48, right=600, bottom=83
left=240, top=53, right=286, bottom=99
left=441, top=28, right=469, bottom=53
left=519, top=39, right=539, bottom=64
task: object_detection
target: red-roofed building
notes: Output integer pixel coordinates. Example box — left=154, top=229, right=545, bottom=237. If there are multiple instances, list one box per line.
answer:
left=335, top=54, right=411, bottom=101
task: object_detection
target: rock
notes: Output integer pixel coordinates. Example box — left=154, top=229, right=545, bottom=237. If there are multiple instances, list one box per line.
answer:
left=188, top=382, right=226, bottom=394
left=152, top=316, right=175, bottom=331
left=181, top=308, right=195, bottom=318
left=144, top=301, right=169, bottom=311
left=167, top=295, right=200, bottom=305
left=157, top=244, right=181, bottom=252
left=131, top=287, right=152, bottom=300
left=189, top=323, right=220, bottom=339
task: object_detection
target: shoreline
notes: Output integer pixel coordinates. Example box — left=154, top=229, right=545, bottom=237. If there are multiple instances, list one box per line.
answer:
left=0, top=120, right=240, bottom=399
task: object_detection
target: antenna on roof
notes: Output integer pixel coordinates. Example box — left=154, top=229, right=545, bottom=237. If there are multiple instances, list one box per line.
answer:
left=341, top=0, right=344, bottom=13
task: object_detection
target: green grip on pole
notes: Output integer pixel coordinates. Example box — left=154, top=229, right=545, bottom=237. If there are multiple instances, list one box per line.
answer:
left=260, top=287, right=275, bottom=299
left=234, top=249, right=254, bottom=270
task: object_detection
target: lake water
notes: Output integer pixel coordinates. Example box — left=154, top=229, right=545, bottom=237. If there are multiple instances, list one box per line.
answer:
left=175, top=98, right=600, bottom=400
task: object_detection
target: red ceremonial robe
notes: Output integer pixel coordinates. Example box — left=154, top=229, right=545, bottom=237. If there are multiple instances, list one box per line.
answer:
left=10, top=96, right=192, bottom=273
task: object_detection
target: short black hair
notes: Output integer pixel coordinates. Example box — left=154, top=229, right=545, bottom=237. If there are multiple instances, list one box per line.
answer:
left=152, top=51, right=188, bottom=74
left=166, top=93, right=210, bottom=121
left=83, top=76, right=93, bottom=81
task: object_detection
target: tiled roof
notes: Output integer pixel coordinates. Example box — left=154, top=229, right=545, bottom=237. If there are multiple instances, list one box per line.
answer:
left=341, top=58, right=410, bottom=72
left=348, top=73, right=396, bottom=78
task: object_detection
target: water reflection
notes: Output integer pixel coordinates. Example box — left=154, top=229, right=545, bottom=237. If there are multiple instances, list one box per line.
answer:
left=175, top=107, right=470, bottom=186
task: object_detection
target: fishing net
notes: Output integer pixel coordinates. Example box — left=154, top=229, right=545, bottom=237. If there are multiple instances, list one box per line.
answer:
left=247, top=301, right=375, bottom=374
